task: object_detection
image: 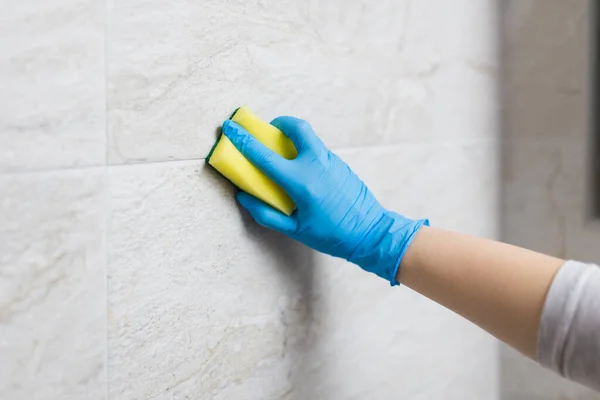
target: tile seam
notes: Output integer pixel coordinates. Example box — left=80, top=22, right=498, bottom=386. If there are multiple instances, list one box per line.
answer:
left=0, top=138, right=500, bottom=175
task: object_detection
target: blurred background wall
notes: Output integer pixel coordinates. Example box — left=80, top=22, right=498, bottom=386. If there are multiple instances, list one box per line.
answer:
left=500, top=1, right=599, bottom=398
left=0, top=0, right=597, bottom=399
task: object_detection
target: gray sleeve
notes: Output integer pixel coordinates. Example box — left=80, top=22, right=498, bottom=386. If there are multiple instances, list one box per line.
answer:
left=538, top=260, right=600, bottom=391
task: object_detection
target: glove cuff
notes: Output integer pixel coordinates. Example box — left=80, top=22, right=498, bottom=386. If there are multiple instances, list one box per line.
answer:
left=388, top=214, right=429, bottom=286
left=348, top=211, right=429, bottom=285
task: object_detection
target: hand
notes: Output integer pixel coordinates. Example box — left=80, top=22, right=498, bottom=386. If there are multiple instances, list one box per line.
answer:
left=222, top=117, right=428, bottom=285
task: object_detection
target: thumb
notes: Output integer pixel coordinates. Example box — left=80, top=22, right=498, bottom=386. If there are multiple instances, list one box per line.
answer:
left=237, top=192, right=298, bottom=236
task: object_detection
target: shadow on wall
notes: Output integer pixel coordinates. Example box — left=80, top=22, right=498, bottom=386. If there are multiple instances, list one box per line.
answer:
left=499, top=0, right=600, bottom=399
left=208, top=123, right=322, bottom=398
left=238, top=210, right=320, bottom=398
left=236, top=189, right=320, bottom=398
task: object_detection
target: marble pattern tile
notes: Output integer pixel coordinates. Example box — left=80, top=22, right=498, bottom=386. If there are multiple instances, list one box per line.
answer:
left=503, top=0, right=589, bottom=92
left=502, top=0, right=589, bottom=141
left=502, top=137, right=585, bottom=258
left=107, top=0, right=499, bottom=165
left=502, top=80, right=587, bottom=142
left=501, top=0, right=598, bottom=262
left=0, top=0, right=105, bottom=172
left=385, top=0, right=499, bottom=145
left=0, top=170, right=106, bottom=400
left=0, top=0, right=596, bottom=397
left=107, top=141, right=497, bottom=399
left=503, top=135, right=600, bottom=264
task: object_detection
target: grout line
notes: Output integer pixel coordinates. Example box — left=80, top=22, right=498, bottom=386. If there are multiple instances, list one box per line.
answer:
left=103, top=162, right=110, bottom=400
left=0, top=164, right=106, bottom=177
left=103, top=0, right=109, bottom=168
left=333, top=138, right=499, bottom=154
left=102, top=0, right=110, bottom=397
left=107, top=156, right=206, bottom=168
left=0, top=138, right=500, bottom=176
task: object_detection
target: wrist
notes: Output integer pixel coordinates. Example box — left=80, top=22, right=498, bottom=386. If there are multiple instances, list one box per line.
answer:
left=349, top=211, right=429, bottom=285
left=384, top=211, right=429, bottom=286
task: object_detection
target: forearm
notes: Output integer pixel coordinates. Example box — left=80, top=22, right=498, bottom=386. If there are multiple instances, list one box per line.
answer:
left=398, top=226, right=564, bottom=358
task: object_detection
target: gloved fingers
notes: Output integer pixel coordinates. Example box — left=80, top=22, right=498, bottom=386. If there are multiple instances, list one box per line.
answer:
left=270, top=116, right=324, bottom=155
left=237, top=191, right=298, bottom=236
left=223, top=119, right=289, bottom=183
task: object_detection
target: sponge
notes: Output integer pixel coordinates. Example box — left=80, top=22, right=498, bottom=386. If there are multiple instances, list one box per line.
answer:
left=206, top=106, right=297, bottom=215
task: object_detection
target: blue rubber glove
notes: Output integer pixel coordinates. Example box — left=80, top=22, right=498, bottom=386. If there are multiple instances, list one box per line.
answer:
left=222, top=117, right=428, bottom=285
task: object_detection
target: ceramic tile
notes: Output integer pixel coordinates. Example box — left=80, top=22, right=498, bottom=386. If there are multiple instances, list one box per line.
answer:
left=382, top=0, right=499, bottom=145
left=502, top=0, right=590, bottom=141
left=502, top=135, right=600, bottom=264
left=107, top=0, right=499, bottom=164
left=107, top=140, right=498, bottom=399
left=503, top=82, right=588, bottom=141
left=0, top=0, right=105, bottom=172
left=0, top=170, right=106, bottom=400
left=503, top=0, right=589, bottom=92
left=502, top=137, right=585, bottom=258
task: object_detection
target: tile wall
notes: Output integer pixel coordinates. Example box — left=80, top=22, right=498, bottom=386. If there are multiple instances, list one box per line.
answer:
left=4, top=0, right=591, bottom=399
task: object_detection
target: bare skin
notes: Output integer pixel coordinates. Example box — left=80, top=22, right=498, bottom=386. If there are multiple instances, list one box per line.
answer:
left=398, top=226, right=564, bottom=358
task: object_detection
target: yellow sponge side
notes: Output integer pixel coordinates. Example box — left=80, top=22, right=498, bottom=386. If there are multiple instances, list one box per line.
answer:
left=207, top=106, right=297, bottom=215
